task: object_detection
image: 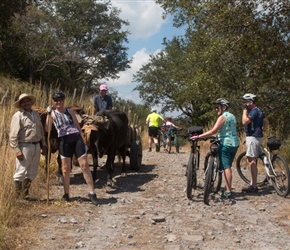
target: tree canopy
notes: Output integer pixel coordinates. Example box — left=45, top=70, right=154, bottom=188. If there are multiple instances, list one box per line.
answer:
left=0, top=0, right=131, bottom=92
left=134, top=0, right=290, bottom=136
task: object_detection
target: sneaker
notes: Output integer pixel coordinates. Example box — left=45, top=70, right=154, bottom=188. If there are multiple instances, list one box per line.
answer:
left=241, top=185, right=258, bottom=193
left=88, top=193, right=98, bottom=205
left=221, top=191, right=232, bottom=199
left=155, top=144, right=160, bottom=152
left=148, top=148, right=152, bottom=152
left=62, top=193, right=70, bottom=202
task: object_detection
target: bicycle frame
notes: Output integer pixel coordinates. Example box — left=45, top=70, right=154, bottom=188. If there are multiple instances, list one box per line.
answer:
left=260, top=145, right=275, bottom=178
left=203, top=137, right=222, bottom=204
left=190, top=139, right=200, bottom=167
left=186, top=126, right=203, bottom=199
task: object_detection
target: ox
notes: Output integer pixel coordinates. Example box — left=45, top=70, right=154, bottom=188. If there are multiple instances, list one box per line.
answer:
left=82, top=109, right=129, bottom=185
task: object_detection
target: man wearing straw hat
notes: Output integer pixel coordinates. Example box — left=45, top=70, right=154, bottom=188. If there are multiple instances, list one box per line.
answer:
left=9, top=93, right=47, bottom=200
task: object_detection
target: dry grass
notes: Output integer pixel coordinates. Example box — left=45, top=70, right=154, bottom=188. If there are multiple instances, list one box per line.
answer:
left=0, top=79, right=85, bottom=249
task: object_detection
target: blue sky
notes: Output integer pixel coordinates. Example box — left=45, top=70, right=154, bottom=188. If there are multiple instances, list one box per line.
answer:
left=103, top=0, right=185, bottom=116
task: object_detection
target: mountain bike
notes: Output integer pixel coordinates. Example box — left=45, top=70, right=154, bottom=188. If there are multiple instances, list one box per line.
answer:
left=186, top=126, right=203, bottom=200
left=236, top=136, right=290, bottom=197
left=203, top=136, right=222, bottom=205
left=165, top=126, right=181, bottom=154
left=158, top=126, right=181, bottom=153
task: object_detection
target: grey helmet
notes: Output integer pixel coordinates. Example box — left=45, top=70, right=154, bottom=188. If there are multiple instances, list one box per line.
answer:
left=242, top=93, right=257, bottom=102
left=213, top=98, right=230, bottom=107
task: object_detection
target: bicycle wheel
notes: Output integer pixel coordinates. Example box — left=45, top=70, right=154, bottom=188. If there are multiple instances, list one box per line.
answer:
left=186, top=153, right=196, bottom=199
left=204, top=152, right=211, bottom=172
left=213, top=156, right=222, bottom=193
left=175, top=141, right=179, bottom=153
left=236, top=151, right=267, bottom=186
left=204, top=153, right=222, bottom=192
left=174, top=135, right=179, bottom=153
left=204, top=156, right=214, bottom=205
left=271, top=154, right=290, bottom=197
left=168, top=135, right=172, bottom=154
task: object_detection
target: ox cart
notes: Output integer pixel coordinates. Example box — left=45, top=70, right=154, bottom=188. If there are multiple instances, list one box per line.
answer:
left=127, top=124, right=143, bottom=170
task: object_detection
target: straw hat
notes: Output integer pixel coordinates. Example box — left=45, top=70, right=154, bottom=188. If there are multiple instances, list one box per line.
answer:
left=14, top=93, right=36, bottom=108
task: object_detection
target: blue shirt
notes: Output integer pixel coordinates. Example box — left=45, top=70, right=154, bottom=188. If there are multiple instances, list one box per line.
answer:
left=93, top=95, right=112, bottom=114
left=245, top=106, right=265, bottom=137
left=218, top=111, right=240, bottom=147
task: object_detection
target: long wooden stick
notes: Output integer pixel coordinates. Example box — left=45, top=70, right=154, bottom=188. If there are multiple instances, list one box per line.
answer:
left=46, top=85, right=52, bottom=205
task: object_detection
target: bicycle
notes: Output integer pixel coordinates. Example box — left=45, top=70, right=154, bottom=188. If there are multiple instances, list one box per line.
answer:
left=186, top=126, right=203, bottom=199
left=164, top=126, right=181, bottom=154
left=236, top=136, right=290, bottom=197
left=158, top=126, right=181, bottom=153
left=203, top=136, right=223, bottom=205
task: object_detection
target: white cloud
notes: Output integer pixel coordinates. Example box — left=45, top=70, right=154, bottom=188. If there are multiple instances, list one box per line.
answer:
left=109, top=47, right=161, bottom=88
left=112, top=1, right=167, bottom=39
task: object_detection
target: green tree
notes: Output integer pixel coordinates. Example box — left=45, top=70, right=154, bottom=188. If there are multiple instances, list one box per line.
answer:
left=0, top=0, right=27, bottom=29
left=135, top=0, right=290, bottom=134
left=0, top=0, right=131, bottom=92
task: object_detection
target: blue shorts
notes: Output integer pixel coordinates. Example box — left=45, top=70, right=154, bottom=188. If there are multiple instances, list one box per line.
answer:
left=58, top=133, right=86, bottom=159
left=218, top=144, right=239, bottom=170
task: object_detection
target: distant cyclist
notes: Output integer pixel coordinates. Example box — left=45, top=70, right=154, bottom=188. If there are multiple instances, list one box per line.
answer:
left=145, top=109, right=165, bottom=152
left=162, top=117, right=180, bottom=152
left=191, top=98, right=240, bottom=198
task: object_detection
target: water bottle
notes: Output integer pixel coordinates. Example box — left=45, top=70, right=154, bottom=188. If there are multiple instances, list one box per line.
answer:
left=261, top=153, right=269, bottom=168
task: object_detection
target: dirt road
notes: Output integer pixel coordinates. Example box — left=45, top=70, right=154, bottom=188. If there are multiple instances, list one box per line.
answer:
left=19, top=147, right=290, bottom=250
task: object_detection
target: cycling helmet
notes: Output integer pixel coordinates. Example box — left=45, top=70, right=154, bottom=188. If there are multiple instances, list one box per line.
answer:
left=242, top=93, right=257, bottom=102
left=213, top=98, right=230, bottom=107
left=151, top=108, right=157, bottom=112
left=52, top=91, right=65, bottom=100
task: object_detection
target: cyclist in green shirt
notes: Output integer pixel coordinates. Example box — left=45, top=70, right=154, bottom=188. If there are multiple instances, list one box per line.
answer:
left=146, top=109, right=165, bottom=152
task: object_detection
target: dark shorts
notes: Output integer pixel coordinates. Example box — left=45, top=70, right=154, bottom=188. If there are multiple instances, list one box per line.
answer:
left=148, top=127, right=159, bottom=138
left=218, top=144, right=239, bottom=170
left=58, top=133, right=86, bottom=159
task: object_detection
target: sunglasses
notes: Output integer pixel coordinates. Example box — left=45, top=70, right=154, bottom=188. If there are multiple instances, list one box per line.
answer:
left=215, top=106, right=221, bottom=110
left=53, top=99, right=63, bottom=102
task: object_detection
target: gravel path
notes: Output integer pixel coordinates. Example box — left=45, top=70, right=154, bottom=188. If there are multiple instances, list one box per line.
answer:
left=25, top=147, right=290, bottom=250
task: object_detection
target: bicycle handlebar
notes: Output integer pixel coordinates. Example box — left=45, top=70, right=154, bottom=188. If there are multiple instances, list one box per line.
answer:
left=190, top=136, right=217, bottom=142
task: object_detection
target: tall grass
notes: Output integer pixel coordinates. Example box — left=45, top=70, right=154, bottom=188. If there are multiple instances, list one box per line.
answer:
left=0, top=87, right=21, bottom=249
left=0, top=79, right=88, bottom=249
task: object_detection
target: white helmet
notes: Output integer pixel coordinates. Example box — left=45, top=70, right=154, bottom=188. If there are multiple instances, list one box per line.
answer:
left=151, top=108, right=157, bottom=112
left=242, top=93, right=257, bottom=102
